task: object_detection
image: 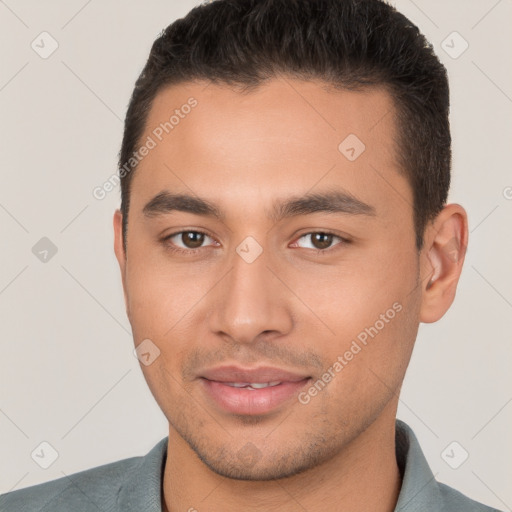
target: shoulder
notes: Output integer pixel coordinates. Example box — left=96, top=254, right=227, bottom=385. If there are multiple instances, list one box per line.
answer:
left=436, top=481, right=503, bottom=512
left=0, top=452, right=145, bottom=512
left=395, top=420, right=503, bottom=512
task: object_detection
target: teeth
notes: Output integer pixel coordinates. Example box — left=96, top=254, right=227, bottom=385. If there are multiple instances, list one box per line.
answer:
left=224, top=381, right=281, bottom=389
left=249, top=381, right=281, bottom=389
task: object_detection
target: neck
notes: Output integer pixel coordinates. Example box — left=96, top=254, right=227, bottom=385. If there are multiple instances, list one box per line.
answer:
left=162, top=410, right=401, bottom=512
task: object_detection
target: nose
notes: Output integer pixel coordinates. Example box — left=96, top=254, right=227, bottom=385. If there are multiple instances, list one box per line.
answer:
left=207, top=242, right=294, bottom=345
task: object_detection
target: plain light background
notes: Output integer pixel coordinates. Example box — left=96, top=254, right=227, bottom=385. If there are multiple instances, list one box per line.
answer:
left=0, top=0, right=511, bottom=509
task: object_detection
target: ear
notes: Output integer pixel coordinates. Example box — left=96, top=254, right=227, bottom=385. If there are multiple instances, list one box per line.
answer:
left=419, top=203, right=468, bottom=323
left=113, top=209, right=129, bottom=316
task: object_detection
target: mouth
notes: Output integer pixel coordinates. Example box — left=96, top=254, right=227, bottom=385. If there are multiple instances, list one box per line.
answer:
left=199, top=365, right=312, bottom=415
left=221, top=381, right=283, bottom=390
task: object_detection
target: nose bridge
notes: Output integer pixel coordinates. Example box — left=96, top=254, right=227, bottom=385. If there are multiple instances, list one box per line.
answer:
left=208, top=239, right=293, bottom=343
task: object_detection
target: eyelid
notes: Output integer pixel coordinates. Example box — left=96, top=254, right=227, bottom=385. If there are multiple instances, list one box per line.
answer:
left=161, top=229, right=351, bottom=255
left=290, top=230, right=350, bottom=251
left=162, top=228, right=218, bottom=252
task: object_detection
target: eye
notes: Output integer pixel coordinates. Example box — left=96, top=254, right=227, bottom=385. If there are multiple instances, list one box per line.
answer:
left=162, top=230, right=218, bottom=253
left=292, top=231, right=348, bottom=251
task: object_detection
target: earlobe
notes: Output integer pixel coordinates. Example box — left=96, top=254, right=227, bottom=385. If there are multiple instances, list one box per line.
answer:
left=419, top=204, right=468, bottom=323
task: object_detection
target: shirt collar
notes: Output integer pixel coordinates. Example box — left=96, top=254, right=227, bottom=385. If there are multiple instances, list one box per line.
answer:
left=117, top=419, right=439, bottom=511
left=117, top=436, right=168, bottom=512
left=394, top=419, right=442, bottom=510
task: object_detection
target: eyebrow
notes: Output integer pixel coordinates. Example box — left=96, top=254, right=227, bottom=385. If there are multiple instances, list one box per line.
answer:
left=142, top=189, right=376, bottom=222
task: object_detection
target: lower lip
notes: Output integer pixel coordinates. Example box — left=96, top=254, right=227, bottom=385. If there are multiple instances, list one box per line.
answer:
left=200, top=378, right=310, bottom=415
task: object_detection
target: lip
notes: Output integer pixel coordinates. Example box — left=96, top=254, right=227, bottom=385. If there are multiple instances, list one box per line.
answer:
left=200, top=365, right=310, bottom=383
left=199, top=365, right=311, bottom=415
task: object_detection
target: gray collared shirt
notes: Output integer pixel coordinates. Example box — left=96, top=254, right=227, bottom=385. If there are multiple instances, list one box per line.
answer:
left=0, top=419, right=502, bottom=511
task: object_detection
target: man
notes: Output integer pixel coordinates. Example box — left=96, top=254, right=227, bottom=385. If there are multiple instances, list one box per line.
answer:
left=0, top=0, right=502, bottom=510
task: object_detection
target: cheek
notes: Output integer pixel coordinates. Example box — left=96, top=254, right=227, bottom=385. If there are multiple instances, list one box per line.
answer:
left=289, top=246, right=412, bottom=330
left=290, top=243, right=418, bottom=371
left=304, top=296, right=419, bottom=426
left=125, top=231, right=213, bottom=315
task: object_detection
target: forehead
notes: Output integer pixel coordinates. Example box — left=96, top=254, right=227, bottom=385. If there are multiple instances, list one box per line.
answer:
left=145, top=78, right=397, bottom=154
left=129, top=78, right=409, bottom=221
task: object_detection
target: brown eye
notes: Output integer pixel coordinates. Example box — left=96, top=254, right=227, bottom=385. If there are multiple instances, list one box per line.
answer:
left=164, top=230, right=216, bottom=252
left=180, top=231, right=205, bottom=249
left=311, top=233, right=334, bottom=250
left=293, top=232, right=347, bottom=252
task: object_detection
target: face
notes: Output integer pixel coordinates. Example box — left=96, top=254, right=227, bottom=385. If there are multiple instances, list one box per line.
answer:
left=114, top=78, right=425, bottom=480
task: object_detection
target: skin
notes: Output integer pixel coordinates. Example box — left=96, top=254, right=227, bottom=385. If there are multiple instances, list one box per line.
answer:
left=113, top=77, right=468, bottom=512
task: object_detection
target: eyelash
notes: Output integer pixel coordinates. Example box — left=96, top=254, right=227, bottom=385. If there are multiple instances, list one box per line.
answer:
left=161, top=229, right=350, bottom=256
left=161, top=229, right=218, bottom=256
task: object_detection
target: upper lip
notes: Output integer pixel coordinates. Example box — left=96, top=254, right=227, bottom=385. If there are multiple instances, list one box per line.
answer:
left=200, top=365, right=310, bottom=383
